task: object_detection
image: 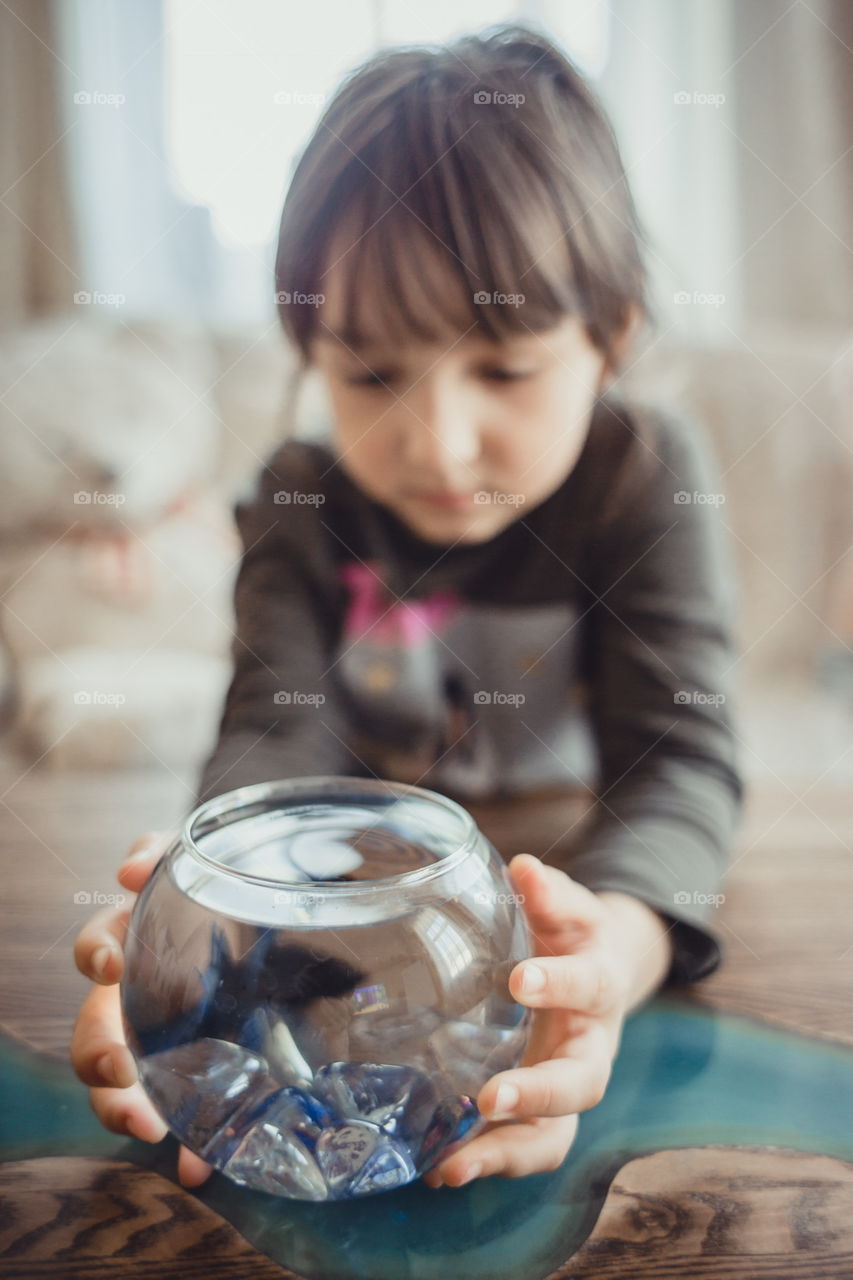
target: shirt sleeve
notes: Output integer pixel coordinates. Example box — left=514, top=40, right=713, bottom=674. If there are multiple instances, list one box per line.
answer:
left=192, top=442, right=367, bottom=811
left=557, top=404, right=744, bottom=987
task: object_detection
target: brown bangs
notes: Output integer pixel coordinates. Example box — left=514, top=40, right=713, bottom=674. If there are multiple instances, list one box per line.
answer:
left=275, top=25, right=650, bottom=367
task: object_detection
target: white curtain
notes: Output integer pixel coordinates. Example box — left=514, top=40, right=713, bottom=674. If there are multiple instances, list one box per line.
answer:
left=598, top=0, right=742, bottom=339
left=51, top=0, right=853, bottom=337
left=51, top=0, right=610, bottom=327
left=54, top=0, right=220, bottom=322
left=730, top=0, right=853, bottom=331
left=599, top=0, right=853, bottom=341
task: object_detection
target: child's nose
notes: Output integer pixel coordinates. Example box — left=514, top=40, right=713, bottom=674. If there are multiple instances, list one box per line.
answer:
left=399, top=383, right=481, bottom=476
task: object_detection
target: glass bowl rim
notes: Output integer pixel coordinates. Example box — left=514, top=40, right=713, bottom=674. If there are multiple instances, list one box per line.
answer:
left=180, top=775, right=483, bottom=895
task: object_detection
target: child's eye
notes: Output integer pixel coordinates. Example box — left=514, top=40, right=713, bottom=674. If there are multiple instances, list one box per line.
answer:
left=345, top=370, right=396, bottom=388
left=481, top=367, right=536, bottom=382
left=342, top=366, right=536, bottom=389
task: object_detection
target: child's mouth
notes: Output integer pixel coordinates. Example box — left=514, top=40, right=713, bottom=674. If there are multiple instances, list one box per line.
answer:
left=408, top=490, right=478, bottom=511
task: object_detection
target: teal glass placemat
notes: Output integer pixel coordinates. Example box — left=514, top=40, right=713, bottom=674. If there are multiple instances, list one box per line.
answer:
left=2, top=995, right=852, bottom=1279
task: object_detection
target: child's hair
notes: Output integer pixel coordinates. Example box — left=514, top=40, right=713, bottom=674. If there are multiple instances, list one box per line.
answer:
left=275, top=23, right=650, bottom=374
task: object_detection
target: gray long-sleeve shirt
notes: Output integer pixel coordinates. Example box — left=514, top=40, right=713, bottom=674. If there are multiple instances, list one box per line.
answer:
left=194, top=394, right=744, bottom=989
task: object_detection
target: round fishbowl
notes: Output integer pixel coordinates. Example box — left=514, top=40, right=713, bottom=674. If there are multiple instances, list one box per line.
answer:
left=120, top=777, right=532, bottom=1200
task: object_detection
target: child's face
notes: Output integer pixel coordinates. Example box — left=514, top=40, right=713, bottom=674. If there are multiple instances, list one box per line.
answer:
left=311, top=275, right=610, bottom=547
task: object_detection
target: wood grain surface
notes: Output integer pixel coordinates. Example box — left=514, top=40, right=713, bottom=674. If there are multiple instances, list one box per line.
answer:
left=1, top=1147, right=851, bottom=1280
left=550, top=1146, right=853, bottom=1278
left=0, top=1158, right=299, bottom=1278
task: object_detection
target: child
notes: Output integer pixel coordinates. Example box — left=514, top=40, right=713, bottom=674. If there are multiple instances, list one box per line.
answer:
left=72, top=24, right=742, bottom=1191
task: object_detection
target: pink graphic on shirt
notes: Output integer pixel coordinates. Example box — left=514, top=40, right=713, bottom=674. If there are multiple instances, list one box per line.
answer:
left=340, top=561, right=459, bottom=647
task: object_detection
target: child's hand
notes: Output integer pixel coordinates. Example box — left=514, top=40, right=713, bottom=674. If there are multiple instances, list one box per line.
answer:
left=70, top=831, right=213, bottom=1189
left=423, top=853, right=630, bottom=1189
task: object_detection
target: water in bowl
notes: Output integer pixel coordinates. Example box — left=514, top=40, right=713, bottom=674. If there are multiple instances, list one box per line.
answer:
left=122, top=803, right=529, bottom=1199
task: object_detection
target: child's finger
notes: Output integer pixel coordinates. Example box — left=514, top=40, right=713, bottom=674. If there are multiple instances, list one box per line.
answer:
left=70, top=981, right=137, bottom=1088
left=89, top=1079, right=169, bottom=1143
left=90, top=1076, right=212, bottom=1189
left=117, top=829, right=174, bottom=893
left=73, top=832, right=173, bottom=982
left=73, top=903, right=132, bottom=984
left=125, top=829, right=174, bottom=860
left=509, top=952, right=627, bottom=1017
left=177, top=1147, right=214, bottom=1188
left=438, top=1112, right=579, bottom=1185
left=77, top=989, right=211, bottom=1185
left=477, top=1040, right=611, bottom=1123
left=507, top=854, right=606, bottom=945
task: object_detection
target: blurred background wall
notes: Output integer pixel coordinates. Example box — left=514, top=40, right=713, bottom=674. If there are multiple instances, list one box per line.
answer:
left=4, top=0, right=852, bottom=335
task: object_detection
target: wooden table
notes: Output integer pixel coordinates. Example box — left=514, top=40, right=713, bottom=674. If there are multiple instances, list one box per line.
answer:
left=1, top=753, right=852, bottom=1278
